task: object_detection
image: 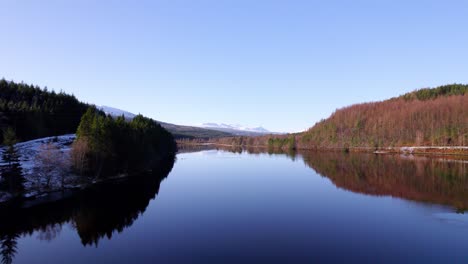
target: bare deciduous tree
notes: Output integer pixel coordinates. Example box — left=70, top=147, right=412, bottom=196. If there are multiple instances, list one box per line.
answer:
left=34, top=143, right=70, bottom=189
left=71, top=137, right=90, bottom=176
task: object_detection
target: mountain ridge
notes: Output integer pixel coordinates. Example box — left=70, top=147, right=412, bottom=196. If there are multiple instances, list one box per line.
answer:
left=98, top=106, right=233, bottom=139
left=200, top=123, right=274, bottom=136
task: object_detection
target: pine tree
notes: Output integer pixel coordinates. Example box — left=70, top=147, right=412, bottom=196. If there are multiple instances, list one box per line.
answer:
left=0, top=128, right=24, bottom=194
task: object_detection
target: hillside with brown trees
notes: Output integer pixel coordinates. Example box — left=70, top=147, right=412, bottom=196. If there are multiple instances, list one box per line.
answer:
left=300, top=84, right=467, bottom=149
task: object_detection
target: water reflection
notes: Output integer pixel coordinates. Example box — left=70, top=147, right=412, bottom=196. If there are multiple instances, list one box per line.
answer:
left=178, top=144, right=298, bottom=159
left=2, top=146, right=468, bottom=263
left=301, top=152, right=468, bottom=212
left=0, top=156, right=174, bottom=263
left=183, top=145, right=468, bottom=211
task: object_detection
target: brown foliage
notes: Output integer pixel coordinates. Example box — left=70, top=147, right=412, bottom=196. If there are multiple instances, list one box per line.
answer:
left=301, top=94, right=468, bottom=148
left=34, top=143, right=70, bottom=188
left=71, top=137, right=90, bottom=176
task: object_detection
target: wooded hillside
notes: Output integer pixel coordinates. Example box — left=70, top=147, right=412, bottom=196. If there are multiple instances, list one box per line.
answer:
left=0, top=79, right=89, bottom=143
left=301, top=84, right=467, bottom=148
left=73, top=107, right=177, bottom=177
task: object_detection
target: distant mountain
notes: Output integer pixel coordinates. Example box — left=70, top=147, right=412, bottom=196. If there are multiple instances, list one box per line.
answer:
left=100, top=106, right=136, bottom=119
left=200, top=123, right=274, bottom=136
left=158, top=122, right=233, bottom=140
left=99, top=106, right=233, bottom=139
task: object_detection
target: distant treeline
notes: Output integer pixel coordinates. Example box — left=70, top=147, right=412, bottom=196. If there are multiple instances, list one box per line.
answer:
left=178, top=134, right=298, bottom=150
left=73, top=107, right=177, bottom=177
left=401, top=84, right=467, bottom=101
left=0, top=79, right=89, bottom=143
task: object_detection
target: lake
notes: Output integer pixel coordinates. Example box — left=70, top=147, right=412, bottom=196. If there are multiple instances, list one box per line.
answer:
left=1, top=147, right=468, bottom=263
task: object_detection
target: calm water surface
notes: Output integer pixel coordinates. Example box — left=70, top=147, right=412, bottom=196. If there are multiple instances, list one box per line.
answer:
left=2, top=148, right=468, bottom=263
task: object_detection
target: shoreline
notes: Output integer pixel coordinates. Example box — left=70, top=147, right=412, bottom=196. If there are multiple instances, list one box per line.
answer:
left=177, top=142, right=468, bottom=157
left=0, top=172, right=131, bottom=209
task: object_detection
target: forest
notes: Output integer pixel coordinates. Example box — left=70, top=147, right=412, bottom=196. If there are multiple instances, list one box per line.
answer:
left=300, top=84, right=467, bottom=148
left=1, top=80, right=177, bottom=201
left=73, top=107, right=177, bottom=177
left=0, top=79, right=89, bottom=143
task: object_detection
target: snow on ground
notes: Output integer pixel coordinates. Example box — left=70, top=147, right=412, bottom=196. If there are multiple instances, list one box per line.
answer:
left=2, top=134, right=75, bottom=171
left=0, top=134, right=80, bottom=203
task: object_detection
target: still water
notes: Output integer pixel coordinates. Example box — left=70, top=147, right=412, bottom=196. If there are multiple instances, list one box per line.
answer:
left=2, top=148, right=468, bottom=263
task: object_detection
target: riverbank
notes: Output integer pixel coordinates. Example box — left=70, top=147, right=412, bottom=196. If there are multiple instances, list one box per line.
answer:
left=177, top=141, right=468, bottom=157
left=0, top=134, right=78, bottom=204
left=0, top=135, right=166, bottom=207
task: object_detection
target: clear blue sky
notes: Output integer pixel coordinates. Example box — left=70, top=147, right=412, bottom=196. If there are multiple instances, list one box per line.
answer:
left=2, top=0, right=468, bottom=132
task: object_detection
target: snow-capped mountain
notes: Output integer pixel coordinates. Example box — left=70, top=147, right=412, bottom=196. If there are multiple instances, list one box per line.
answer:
left=96, top=106, right=234, bottom=138
left=99, top=106, right=136, bottom=119
left=97, top=106, right=277, bottom=137
left=200, top=123, right=272, bottom=135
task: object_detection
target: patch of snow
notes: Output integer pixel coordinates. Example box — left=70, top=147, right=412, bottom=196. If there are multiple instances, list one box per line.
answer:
left=0, top=134, right=82, bottom=204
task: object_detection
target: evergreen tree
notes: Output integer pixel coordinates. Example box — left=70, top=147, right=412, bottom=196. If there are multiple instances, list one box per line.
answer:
left=73, top=107, right=176, bottom=177
left=0, top=79, right=89, bottom=143
left=0, top=128, right=24, bottom=194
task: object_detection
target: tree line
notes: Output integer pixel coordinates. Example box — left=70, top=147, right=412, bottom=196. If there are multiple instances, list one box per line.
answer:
left=72, top=107, right=177, bottom=178
left=0, top=79, right=89, bottom=143
left=401, top=83, right=467, bottom=101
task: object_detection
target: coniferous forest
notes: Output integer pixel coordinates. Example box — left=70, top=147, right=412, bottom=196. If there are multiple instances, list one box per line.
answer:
left=0, top=79, right=177, bottom=181
left=0, top=79, right=89, bottom=143
left=73, top=107, right=177, bottom=177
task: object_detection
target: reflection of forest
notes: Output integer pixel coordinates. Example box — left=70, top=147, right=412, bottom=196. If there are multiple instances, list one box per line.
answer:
left=183, top=145, right=468, bottom=211
left=301, top=152, right=468, bottom=211
left=178, top=144, right=298, bottom=159
left=2, top=146, right=467, bottom=263
left=0, top=157, right=174, bottom=263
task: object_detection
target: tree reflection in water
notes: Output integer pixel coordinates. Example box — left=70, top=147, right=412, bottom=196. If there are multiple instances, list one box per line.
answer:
left=183, top=145, right=468, bottom=211
left=1, top=147, right=468, bottom=263
left=0, top=233, right=19, bottom=264
left=301, top=152, right=468, bottom=212
left=0, top=156, right=175, bottom=261
left=266, top=147, right=467, bottom=211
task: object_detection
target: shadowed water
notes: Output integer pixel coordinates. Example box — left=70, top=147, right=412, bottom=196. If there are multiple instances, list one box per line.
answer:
left=1, top=147, right=468, bottom=263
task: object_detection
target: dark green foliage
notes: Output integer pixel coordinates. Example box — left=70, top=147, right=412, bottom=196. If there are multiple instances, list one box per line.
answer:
left=0, top=128, right=24, bottom=194
left=402, top=84, right=467, bottom=101
left=0, top=79, right=89, bottom=144
left=75, top=107, right=177, bottom=177
left=267, top=135, right=296, bottom=150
